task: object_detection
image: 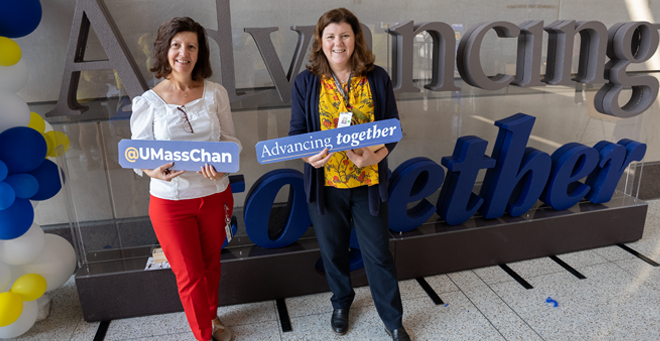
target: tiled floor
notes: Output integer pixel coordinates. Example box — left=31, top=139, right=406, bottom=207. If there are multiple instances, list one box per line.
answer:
left=10, top=200, right=660, bottom=341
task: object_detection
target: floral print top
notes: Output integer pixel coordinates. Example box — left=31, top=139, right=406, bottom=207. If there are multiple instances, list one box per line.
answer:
left=319, top=74, right=379, bottom=188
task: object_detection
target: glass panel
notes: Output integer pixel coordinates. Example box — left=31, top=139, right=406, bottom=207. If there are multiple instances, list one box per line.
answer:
left=16, top=0, right=658, bottom=273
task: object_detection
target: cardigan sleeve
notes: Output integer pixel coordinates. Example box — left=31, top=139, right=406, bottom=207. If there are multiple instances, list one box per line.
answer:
left=288, top=70, right=323, bottom=212
left=289, top=71, right=310, bottom=136
left=377, top=67, right=400, bottom=154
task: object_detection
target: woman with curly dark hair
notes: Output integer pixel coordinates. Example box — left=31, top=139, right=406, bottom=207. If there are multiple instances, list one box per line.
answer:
left=289, top=8, right=410, bottom=341
left=130, top=17, right=240, bottom=341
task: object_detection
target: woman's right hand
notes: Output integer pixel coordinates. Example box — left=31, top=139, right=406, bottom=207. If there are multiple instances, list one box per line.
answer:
left=302, top=148, right=333, bottom=169
left=142, top=162, right=185, bottom=182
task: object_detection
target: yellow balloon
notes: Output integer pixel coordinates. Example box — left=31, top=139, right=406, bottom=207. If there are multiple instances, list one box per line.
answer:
left=11, top=274, right=47, bottom=302
left=45, top=131, right=71, bottom=157
left=42, top=132, right=55, bottom=157
left=0, top=37, right=21, bottom=67
left=0, top=292, right=23, bottom=327
left=28, top=112, right=46, bottom=133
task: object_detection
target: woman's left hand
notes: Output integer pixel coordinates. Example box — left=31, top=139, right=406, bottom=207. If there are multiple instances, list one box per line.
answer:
left=198, top=164, right=226, bottom=181
left=346, top=147, right=388, bottom=168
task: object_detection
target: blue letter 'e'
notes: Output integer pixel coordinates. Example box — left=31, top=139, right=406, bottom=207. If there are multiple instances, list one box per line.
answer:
left=540, top=143, right=599, bottom=210
left=438, top=136, right=496, bottom=225
left=388, top=157, right=445, bottom=232
left=243, top=169, right=310, bottom=248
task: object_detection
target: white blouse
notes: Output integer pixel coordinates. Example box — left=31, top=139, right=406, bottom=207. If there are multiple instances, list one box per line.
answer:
left=130, top=80, right=242, bottom=200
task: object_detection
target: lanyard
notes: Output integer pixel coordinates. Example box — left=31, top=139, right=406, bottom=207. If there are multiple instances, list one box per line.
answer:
left=331, top=71, right=352, bottom=111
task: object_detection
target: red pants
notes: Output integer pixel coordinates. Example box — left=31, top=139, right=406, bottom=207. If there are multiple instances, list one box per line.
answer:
left=149, top=188, right=233, bottom=341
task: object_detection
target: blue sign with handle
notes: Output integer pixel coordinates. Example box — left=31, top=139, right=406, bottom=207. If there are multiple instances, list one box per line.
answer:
left=256, top=118, right=402, bottom=164
left=118, top=139, right=240, bottom=172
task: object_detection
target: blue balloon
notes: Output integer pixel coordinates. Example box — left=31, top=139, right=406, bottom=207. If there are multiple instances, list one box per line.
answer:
left=0, top=198, right=33, bottom=240
left=0, top=182, right=15, bottom=210
left=3, top=173, right=39, bottom=199
left=0, top=0, right=42, bottom=38
left=0, top=127, right=47, bottom=174
left=0, top=160, right=7, bottom=182
left=28, top=159, right=62, bottom=201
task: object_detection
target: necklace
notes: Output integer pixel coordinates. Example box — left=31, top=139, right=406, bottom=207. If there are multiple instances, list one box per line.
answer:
left=340, top=71, right=351, bottom=83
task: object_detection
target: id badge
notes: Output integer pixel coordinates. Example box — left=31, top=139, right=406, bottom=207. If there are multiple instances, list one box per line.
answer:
left=224, top=219, right=233, bottom=243
left=224, top=204, right=233, bottom=243
left=338, top=112, right=353, bottom=128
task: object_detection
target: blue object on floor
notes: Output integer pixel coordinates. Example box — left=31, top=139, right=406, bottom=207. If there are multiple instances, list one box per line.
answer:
left=546, top=297, right=558, bottom=307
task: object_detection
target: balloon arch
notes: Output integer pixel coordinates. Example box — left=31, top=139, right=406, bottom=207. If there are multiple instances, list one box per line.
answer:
left=0, top=1, right=78, bottom=338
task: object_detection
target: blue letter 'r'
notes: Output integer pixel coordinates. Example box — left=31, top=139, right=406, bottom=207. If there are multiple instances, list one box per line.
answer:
left=585, top=139, right=646, bottom=203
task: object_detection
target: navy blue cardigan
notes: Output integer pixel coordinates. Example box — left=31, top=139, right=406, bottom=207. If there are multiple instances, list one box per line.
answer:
left=289, top=65, right=400, bottom=216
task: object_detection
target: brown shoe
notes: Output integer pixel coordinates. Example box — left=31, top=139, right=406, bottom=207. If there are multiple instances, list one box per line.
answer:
left=212, top=317, right=232, bottom=341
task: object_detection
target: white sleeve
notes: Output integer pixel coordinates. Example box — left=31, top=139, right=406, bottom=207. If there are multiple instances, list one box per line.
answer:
left=215, top=84, right=242, bottom=154
left=129, top=95, right=154, bottom=176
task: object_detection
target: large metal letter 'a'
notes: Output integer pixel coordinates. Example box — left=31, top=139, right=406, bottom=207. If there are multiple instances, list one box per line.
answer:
left=47, top=0, right=147, bottom=117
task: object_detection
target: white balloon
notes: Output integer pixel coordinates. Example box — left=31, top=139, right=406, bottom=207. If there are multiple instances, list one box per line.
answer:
left=0, top=300, right=37, bottom=338
left=30, top=200, right=39, bottom=209
left=0, top=60, right=28, bottom=93
left=6, top=263, right=25, bottom=288
left=43, top=119, right=53, bottom=133
left=0, top=92, right=30, bottom=134
left=0, top=222, right=46, bottom=265
left=21, top=234, right=76, bottom=292
left=0, top=263, right=10, bottom=292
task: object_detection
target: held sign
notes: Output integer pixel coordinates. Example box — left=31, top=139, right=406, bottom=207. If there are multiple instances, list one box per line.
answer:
left=255, top=118, right=402, bottom=164
left=118, top=139, right=240, bottom=172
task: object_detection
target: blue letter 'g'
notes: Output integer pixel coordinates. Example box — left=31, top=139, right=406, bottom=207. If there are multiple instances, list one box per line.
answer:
left=243, top=169, right=310, bottom=248
left=388, top=157, right=445, bottom=232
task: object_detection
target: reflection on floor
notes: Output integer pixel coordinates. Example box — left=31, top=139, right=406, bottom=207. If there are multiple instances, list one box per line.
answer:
left=10, top=200, right=660, bottom=340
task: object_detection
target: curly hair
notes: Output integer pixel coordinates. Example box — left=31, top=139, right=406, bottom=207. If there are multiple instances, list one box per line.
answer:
left=307, top=8, right=375, bottom=77
left=150, top=17, right=212, bottom=81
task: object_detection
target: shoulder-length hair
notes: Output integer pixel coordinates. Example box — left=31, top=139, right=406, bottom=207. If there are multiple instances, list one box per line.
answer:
left=307, top=8, right=375, bottom=77
left=150, top=17, right=212, bottom=81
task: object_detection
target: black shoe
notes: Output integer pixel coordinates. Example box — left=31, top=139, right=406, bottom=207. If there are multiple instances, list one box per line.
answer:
left=385, top=327, right=411, bottom=341
left=331, top=309, right=349, bottom=335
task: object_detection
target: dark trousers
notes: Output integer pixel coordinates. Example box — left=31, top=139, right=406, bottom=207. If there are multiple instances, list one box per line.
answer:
left=308, top=186, right=403, bottom=331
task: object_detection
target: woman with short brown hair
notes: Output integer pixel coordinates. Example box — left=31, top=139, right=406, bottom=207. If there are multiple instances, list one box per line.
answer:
left=149, top=17, right=212, bottom=81
left=130, top=17, right=239, bottom=341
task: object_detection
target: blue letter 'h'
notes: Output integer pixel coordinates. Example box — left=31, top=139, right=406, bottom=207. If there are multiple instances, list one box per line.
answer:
left=478, top=113, right=552, bottom=218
